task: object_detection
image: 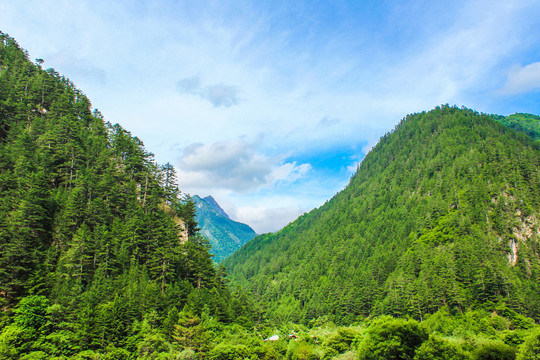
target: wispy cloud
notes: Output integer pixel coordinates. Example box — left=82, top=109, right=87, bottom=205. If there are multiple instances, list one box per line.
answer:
left=176, top=74, right=240, bottom=107
left=176, top=75, right=201, bottom=94
left=46, top=52, right=107, bottom=85
left=3, top=0, right=540, bottom=232
left=500, top=62, right=540, bottom=95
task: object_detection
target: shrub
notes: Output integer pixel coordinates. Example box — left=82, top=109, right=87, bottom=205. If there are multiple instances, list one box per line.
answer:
left=356, top=316, right=428, bottom=360
left=516, top=328, right=540, bottom=360
left=177, top=349, right=197, bottom=360
left=324, top=327, right=360, bottom=354
left=413, top=335, right=469, bottom=360
left=14, top=295, right=49, bottom=331
left=208, top=343, right=250, bottom=360
left=473, top=341, right=516, bottom=360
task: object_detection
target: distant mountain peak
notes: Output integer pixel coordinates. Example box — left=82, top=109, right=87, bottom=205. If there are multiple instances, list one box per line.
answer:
left=202, top=196, right=229, bottom=219
left=193, top=195, right=257, bottom=262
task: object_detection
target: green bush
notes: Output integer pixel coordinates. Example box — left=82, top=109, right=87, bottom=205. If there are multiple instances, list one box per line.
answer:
left=0, top=325, right=24, bottom=359
left=287, top=341, right=319, bottom=360
left=413, top=335, right=468, bottom=360
left=324, top=327, right=360, bottom=354
left=356, top=316, right=428, bottom=360
left=516, top=328, right=540, bottom=360
left=137, top=332, right=172, bottom=359
left=208, top=343, right=250, bottom=360
left=473, top=341, right=516, bottom=360
left=73, top=350, right=101, bottom=360
left=177, top=349, right=197, bottom=360
left=20, top=351, right=50, bottom=360
left=14, top=295, right=49, bottom=331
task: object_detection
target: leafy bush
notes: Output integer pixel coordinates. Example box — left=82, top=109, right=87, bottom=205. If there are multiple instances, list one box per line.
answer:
left=324, top=327, right=359, bottom=353
left=14, top=295, right=49, bottom=331
left=413, top=335, right=469, bottom=360
left=208, top=343, right=250, bottom=360
left=356, top=317, right=428, bottom=360
left=73, top=350, right=101, bottom=360
left=286, top=341, right=320, bottom=360
left=516, top=328, right=540, bottom=360
left=20, top=351, right=50, bottom=359
left=177, top=349, right=197, bottom=360
left=473, top=341, right=516, bottom=360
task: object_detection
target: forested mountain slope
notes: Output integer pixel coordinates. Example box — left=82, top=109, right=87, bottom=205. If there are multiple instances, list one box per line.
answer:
left=0, top=32, right=258, bottom=357
left=492, top=113, right=540, bottom=143
left=193, top=195, right=257, bottom=262
left=223, top=106, right=540, bottom=324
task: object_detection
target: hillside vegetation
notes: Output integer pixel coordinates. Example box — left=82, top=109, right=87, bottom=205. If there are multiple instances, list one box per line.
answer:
left=492, top=113, right=540, bottom=143
left=193, top=195, right=257, bottom=262
left=0, top=31, right=260, bottom=358
left=224, top=106, right=540, bottom=324
left=1, top=31, right=540, bottom=359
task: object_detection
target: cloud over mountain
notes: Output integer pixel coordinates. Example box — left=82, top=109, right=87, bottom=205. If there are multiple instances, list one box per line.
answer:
left=177, top=140, right=311, bottom=193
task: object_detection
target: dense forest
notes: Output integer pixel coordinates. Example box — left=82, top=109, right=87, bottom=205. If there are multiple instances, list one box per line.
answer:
left=1, top=32, right=540, bottom=359
left=491, top=113, right=540, bottom=144
left=0, top=32, right=264, bottom=359
left=224, top=106, right=540, bottom=324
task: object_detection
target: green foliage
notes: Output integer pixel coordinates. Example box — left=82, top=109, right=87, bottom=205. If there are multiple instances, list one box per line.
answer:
left=177, top=349, right=197, bottom=360
left=0, top=325, right=24, bottom=359
left=286, top=340, right=320, bottom=360
left=491, top=113, right=540, bottom=143
left=208, top=343, right=251, bottom=360
left=14, top=295, right=49, bottom=331
left=473, top=341, right=516, bottom=360
left=323, top=327, right=359, bottom=357
left=516, top=327, right=540, bottom=360
left=0, top=31, right=255, bottom=357
left=413, top=335, right=469, bottom=360
left=19, top=351, right=49, bottom=360
left=356, top=316, right=428, bottom=360
left=225, top=105, right=540, bottom=323
left=172, top=311, right=210, bottom=353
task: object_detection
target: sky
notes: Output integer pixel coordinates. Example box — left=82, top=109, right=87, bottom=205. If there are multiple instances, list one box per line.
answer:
left=1, top=0, right=540, bottom=233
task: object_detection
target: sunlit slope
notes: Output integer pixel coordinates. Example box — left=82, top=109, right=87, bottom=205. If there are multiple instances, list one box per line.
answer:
left=223, top=106, right=540, bottom=323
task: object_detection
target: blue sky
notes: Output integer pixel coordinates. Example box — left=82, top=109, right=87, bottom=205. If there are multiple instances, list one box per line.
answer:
left=1, top=0, right=540, bottom=233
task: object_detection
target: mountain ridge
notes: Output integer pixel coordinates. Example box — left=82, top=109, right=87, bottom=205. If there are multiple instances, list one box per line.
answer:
left=223, top=106, right=540, bottom=323
left=200, top=195, right=230, bottom=219
left=193, top=195, right=257, bottom=262
left=3, top=31, right=539, bottom=359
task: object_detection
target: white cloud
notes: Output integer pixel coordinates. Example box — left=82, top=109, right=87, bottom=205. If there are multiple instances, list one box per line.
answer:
left=233, top=205, right=305, bottom=234
left=3, top=0, right=540, bottom=234
left=177, top=140, right=311, bottom=193
left=501, top=62, right=540, bottom=95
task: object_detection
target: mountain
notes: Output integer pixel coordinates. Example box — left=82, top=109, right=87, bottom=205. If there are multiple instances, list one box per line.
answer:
left=223, top=106, right=540, bottom=324
left=3, top=32, right=539, bottom=359
left=0, top=32, right=262, bottom=358
left=492, top=113, right=540, bottom=143
left=193, top=195, right=257, bottom=262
